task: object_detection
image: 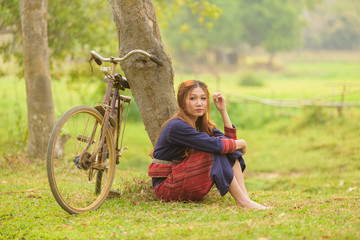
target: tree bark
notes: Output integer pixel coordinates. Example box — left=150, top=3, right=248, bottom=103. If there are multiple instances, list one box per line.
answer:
left=109, top=0, right=178, bottom=146
left=20, top=0, right=56, bottom=158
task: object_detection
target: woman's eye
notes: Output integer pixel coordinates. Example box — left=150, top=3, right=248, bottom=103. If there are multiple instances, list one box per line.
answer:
left=201, top=97, right=207, bottom=100
left=190, top=97, right=195, bottom=100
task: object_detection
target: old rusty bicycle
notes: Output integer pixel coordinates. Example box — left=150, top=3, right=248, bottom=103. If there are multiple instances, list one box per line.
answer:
left=47, top=50, right=162, bottom=214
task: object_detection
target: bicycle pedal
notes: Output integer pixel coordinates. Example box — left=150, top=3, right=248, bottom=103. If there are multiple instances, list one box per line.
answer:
left=76, top=135, right=95, bottom=144
left=74, top=156, right=81, bottom=169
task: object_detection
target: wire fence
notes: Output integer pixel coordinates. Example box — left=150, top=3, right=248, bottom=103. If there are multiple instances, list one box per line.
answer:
left=225, top=86, right=360, bottom=117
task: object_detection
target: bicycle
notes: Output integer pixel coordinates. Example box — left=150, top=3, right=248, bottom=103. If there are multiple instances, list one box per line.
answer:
left=47, top=50, right=163, bottom=214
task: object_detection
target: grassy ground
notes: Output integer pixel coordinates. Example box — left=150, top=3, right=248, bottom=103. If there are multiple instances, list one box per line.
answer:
left=1, top=115, right=359, bottom=239
left=1, top=52, right=360, bottom=239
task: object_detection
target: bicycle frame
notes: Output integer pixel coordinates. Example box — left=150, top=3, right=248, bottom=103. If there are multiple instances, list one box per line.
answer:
left=79, top=61, right=131, bottom=171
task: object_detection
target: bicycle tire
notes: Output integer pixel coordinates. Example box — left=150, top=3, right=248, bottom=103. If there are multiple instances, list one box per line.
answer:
left=47, top=105, right=115, bottom=214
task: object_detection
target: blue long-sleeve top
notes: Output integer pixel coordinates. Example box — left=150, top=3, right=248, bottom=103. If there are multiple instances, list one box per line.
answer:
left=153, top=118, right=237, bottom=161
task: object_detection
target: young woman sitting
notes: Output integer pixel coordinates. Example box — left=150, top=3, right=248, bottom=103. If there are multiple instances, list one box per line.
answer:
left=148, top=80, right=269, bottom=209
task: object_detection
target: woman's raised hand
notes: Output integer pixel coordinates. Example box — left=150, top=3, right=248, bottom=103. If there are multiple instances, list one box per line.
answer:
left=213, top=92, right=226, bottom=112
left=213, top=92, right=233, bottom=128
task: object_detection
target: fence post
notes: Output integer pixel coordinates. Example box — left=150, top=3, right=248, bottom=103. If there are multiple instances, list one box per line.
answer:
left=216, top=75, right=220, bottom=92
left=337, top=85, right=346, bottom=117
left=271, top=91, right=274, bottom=118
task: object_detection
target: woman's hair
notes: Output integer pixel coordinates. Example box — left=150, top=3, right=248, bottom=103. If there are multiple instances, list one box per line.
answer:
left=152, top=80, right=216, bottom=158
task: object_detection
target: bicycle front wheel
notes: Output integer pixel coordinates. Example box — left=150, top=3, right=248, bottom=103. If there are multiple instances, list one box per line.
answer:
left=47, top=105, right=115, bottom=214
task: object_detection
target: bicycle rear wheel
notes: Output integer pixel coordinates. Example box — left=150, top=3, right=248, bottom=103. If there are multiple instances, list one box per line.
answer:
left=47, top=105, right=115, bottom=214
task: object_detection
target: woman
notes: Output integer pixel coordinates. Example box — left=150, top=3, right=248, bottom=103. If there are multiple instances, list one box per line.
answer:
left=148, top=80, right=267, bottom=209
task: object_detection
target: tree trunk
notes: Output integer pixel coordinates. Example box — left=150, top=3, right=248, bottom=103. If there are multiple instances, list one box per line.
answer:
left=20, top=0, right=56, bottom=158
left=109, top=0, right=178, bottom=146
left=267, top=52, right=275, bottom=68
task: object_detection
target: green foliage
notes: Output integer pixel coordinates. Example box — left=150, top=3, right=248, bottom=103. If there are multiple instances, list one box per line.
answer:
left=4, top=0, right=356, bottom=72
left=0, top=0, right=117, bottom=69
left=47, top=0, right=117, bottom=60
left=0, top=1, right=22, bottom=60
left=204, top=0, right=244, bottom=49
left=158, top=0, right=223, bottom=61
left=154, top=0, right=222, bottom=29
left=163, top=0, right=324, bottom=65
left=240, top=0, right=303, bottom=54
left=285, top=0, right=324, bottom=10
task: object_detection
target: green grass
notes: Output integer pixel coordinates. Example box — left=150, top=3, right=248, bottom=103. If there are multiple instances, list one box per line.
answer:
left=1, top=52, right=360, bottom=239
left=1, top=116, right=360, bottom=239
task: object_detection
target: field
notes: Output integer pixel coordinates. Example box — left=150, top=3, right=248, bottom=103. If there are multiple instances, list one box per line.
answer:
left=0, top=51, right=360, bottom=239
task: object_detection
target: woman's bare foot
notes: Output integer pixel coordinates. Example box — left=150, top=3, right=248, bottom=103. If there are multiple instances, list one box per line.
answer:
left=237, top=199, right=272, bottom=210
left=250, top=200, right=272, bottom=209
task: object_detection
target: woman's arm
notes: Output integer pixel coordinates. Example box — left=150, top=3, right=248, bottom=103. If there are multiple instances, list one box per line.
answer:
left=213, top=93, right=246, bottom=154
left=213, top=92, right=233, bottom=128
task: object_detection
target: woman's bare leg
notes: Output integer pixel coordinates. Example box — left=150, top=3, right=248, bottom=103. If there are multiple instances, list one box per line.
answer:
left=231, top=160, right=270, bottom=209
left=232, top=160, right=249, bottom=198
left=229, top=177, right=266, bottom=209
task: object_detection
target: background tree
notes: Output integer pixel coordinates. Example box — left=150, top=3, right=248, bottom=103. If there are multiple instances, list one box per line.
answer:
left=161, top=0, right=222, bottom=64
left=239, top=0, right=303, bottom=66
left=163, top=0, right=324, bottom=67
left=20, top=0, right=56, bottom=158
left=206, top=0, right=244, bottom=65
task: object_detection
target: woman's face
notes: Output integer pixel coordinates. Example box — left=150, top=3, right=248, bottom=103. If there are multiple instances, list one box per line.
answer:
left=184, top=87, right=208, bottom=122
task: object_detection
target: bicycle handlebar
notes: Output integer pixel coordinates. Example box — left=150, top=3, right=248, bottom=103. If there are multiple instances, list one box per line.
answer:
left=90, top=50, right=163, bottom=66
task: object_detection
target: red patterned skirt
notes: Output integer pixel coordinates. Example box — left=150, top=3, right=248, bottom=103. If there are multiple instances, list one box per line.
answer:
left=148, top=150, right=214, bottom=201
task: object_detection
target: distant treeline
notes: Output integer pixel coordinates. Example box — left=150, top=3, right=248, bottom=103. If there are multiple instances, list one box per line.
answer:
left=0, top=0, right=359, bottom=68
left=160, top=0, right=360, bottom=65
